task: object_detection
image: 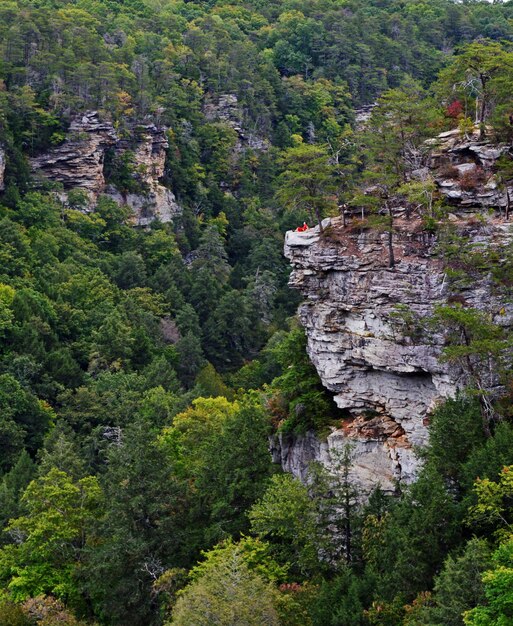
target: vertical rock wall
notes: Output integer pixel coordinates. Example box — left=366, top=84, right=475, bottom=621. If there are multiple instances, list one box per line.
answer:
left=29, top=112, right=181, bottom=225
left=278, top=129, right=513, bottom=495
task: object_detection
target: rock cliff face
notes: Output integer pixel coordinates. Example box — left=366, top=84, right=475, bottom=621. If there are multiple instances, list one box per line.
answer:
left=203, top=93, right=269, bottom=152
left=425, top=128, right=512, bottom=210
left=0, top=146, right=5, bottom=191
left=30, top=112, right=181, bottom=225
left=106, top=124, right=181, bottom=226
left=30, top=112, right=117, bottom=194
left=278, top=129, right=513, bottom=496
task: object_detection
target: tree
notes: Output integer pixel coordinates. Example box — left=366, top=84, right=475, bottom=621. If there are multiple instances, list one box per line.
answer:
left=276, top=140, right=338, bottom=231
left=436, top=40, right=513, bottom=131
left=417, top=538, right=491, bottom=626
left=0, top=450, right=35, bottom=532
left=463, top=467, right=513, bottom=626
left=464, top=537, right=513, bottom=626
left=354, top=80, right=442, bottom=267
left=430, top=305, right=511, bottom=435
left=266, top=326, right=339, bottom=432
left=203, top=289, right=256, bottom=370
left=0, top=468, right=102, bottom=607
left=249, top=473, right=322, bottom=578
left=82, top=417, right=185, bottom=626
left=0, top=375, right=53, bottom=472
left=169, top=545, right=280, bottom=626
left=425, top=397, right=485, bottom=490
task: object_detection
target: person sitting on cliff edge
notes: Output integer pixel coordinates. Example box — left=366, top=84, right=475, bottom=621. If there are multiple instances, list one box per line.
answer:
left=295, top=222, right=309, bottom=232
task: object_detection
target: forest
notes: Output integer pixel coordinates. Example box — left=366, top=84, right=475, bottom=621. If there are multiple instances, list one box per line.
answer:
left=1, top=0, right=513, bottom=624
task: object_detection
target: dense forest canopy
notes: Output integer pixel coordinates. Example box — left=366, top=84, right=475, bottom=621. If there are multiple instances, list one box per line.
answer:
left=1, top=0, right=513, bottom=624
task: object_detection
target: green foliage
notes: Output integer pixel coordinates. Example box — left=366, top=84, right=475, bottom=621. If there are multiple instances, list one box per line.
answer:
left=249, top=473, right=322, bottom=578
left=276, top=141, right=338, bottom=229
left=188, top=537, right=288, bottom=585
left=1, top=0, right=513, bottom=624
left=266, top=326, right=341, bottom=432
left=160, top=396, right=275, bottom=544
left=0, top=468, right=102, bottom=606
left=418, top=538, right=492, bottom=626
left=169, top=546, right=280, bottom=626
left=425, top=397, right=485, bottom=488
left=464, top=537, right=513, bottom=626
left=436, top=40, right=513, bottom=128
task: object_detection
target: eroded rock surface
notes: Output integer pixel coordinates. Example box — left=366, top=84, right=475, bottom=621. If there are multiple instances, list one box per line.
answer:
left=30, top=112, right=181, bottom=225
left=280, top=128, right=513, bottom=494
left=30, top=111, right=117, bottom=195
left=0, top=146, right=5, bottom=191
left=426, top=127, right=513, bottom=211
left=203, top=93, right=269, bottom=152
left=106, top=124, right=181, bottom=226
left=282, top=215, right=513, bottom=495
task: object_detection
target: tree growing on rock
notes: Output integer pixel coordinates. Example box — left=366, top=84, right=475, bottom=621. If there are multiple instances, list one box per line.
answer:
left=275, top=140, right=338, bottom=231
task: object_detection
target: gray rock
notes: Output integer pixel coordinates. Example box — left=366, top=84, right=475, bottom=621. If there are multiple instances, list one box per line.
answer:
left=203, top=93, right=269, bottom=153
left=30, top=112, right=181, bottom=225
left=281, top=214, right=513, bottom=496
left=106, top=124, right=181, bottom=225
left=428, top=127, right=512, bottom=210
left=0, top=146, right=5, bottom=191
left=30, top=111, right=117, bottom=195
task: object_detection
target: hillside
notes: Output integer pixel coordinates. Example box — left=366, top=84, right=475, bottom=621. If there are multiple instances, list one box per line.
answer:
left=1, top=0, right=513, bottom=625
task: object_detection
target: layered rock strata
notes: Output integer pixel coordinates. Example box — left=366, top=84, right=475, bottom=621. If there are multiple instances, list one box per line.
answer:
left=0, top=146, right=5, bottom=191
left=30, top=112, right=181, bottom=225
left=30, top=111, right=117, bottom=194
left=279, top=128, right=513, bottom=496
left=203, top=93, right=269, bottom=152
left=280, top=216, right=513, bottom=495
left=106, top=124, right=181, bottom=226
left=425, top=127, right=513, bottom=210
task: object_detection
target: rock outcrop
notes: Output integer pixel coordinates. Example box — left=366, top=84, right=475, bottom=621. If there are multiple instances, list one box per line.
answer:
left=30, top=111, right=117, bottom=195
left=203, top=93, right=269, bottom=152
left=30, top=112, right=181, bottom=225
left=106, top=124, right=181, bottom=226
left=0, top=146, right=5, bottom=191
left=425, top=127, right=513, bottom=211
left=279, top=128, right=513, bottom=496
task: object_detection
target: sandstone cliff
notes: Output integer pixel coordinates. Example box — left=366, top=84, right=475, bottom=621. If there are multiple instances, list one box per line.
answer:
left=0, top=146, right=5, bottom=191
left=30, top=112, right=181, bottom=225
left=278, top=129, right=513, bottom=496
left=203, top=93, right=269, bottom=153
left=105, top=123, right=182, bottom=226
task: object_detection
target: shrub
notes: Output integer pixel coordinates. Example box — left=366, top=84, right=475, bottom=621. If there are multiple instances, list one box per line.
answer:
left=460, top=168, right=486, bottom=190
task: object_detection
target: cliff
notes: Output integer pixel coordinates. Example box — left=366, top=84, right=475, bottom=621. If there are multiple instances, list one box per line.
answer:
left=278, top=129, right=513, bottom=496
left=203, top=93, right=269, bottom=153
left=0, top=146, right=5, bottom=191
left=30, top=112, right=181, bottom=225
left=105, top=123, right=181, bottom=226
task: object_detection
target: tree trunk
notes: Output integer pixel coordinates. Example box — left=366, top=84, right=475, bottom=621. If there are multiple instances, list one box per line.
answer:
left=479, top=75, right=488, bottom=137
left=315, top=207, right=324, bottom=232
left=387, top=203, right=395, bottom=269
left=506, top=186, right=511, bottom=221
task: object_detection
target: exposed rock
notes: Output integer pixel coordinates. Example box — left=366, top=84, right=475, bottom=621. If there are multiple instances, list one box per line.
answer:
left=203, top=93, right=269, bottom=152
left=159, top=317, right=181, bottom=344
left=106, top=124, right=181, bottom=226
left=354, top=104, right=376, bottom=131
left=30, top=112, right=181, bottom=225
left=0, top=146, right=5, bottom=191
left=426, top=127, right=513, bottom=210
left=281, top=212, right=513, bottom=495
left=30, top=111, right=117, bottom=196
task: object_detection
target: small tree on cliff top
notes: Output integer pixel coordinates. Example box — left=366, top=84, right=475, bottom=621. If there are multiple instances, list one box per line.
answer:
left=436, top=40, right=513, bottom=131
left=276, top=139, right=338, bottom=231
